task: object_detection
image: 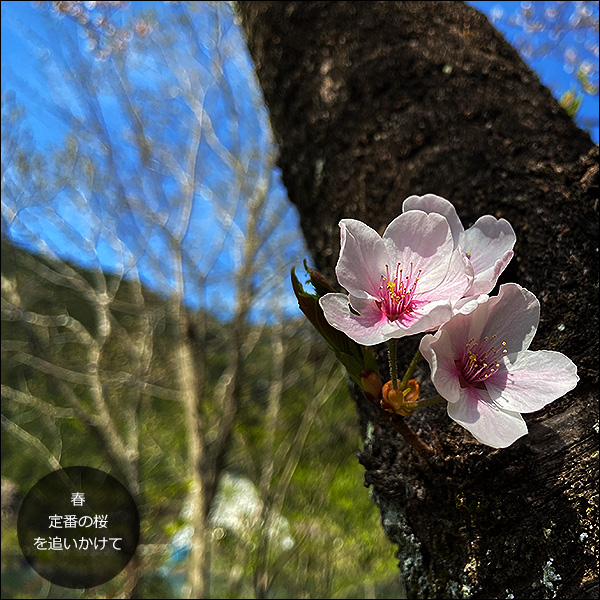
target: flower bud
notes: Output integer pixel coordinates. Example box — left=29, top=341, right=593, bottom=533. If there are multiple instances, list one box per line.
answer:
left=360, top=370, right=383, bottom=402
left=381, top=379, right=420, bottom=416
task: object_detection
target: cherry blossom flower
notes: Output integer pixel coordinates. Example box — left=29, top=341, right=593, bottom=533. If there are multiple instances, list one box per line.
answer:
left=319, top=211, right=474, bottom=345
left=419, top=283, right=578, bottom=448
left=403, top=194, right=516, bottom=295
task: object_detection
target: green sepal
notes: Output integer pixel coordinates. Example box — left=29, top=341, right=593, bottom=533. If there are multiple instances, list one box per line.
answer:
left=291, top=264, right=380, bottom=387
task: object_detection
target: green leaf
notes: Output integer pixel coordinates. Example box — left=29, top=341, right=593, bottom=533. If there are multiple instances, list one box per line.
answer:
left=291, top=264, right=380, bottom=387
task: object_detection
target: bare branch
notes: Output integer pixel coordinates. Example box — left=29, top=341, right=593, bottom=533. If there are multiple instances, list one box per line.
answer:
left=1, top=413, right=62, bottom=472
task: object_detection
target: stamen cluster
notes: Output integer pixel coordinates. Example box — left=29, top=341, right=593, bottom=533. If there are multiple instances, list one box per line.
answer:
left=377, top=262, right=421, bottom=321
left=459, top=335, right=507, bottom=386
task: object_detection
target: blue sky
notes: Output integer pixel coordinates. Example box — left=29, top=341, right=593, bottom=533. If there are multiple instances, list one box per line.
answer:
left=2, top=1, right=303, bottom=320
left=2, top=1, right=598, bottom=321
left=469, top=1, right=599, bottom=141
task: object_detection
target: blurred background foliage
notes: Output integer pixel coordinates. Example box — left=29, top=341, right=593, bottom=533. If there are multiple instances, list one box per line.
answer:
left=1, top=1, right=598, bottom=598
left=1, top=241, right=398, bottom=599
left=2, top=1, right=399, bottom=597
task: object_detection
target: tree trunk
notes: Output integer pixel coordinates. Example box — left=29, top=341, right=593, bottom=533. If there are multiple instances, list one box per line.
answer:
left=237, top=2, right=598, bottom=599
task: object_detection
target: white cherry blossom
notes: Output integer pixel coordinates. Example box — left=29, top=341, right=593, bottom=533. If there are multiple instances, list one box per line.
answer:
left=319, top=211, right=473, bottom=345
left=419, top=283, right=579, bottom=448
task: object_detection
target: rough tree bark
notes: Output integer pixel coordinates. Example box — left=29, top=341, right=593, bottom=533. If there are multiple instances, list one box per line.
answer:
left=237, top=2, right=598, bottom=599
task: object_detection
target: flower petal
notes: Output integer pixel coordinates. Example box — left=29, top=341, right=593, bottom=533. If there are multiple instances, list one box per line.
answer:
left=383, top=210, right=454, bottom=293
left=382, top=300, right=455, bottom=339
left=423, top=301, right=484, bottom=362
left=420, top=330, right=462, bottom=403
left=467, top=251, right=514, bottom=296
left=319, top=293, right=391, bottom=345
left=335, top=219, right=389, bottom=299
left=452, top=293, right=489, bottom=316
left=420, top=247, right=474, bottom=303
left=486, top=350, right=579, bottom=413
left=402, top=194, right=464, bottom=245
left=477, top=284, right=540, bottom=353
left=460, top=215, right=516, bottom=294
left=440, top=284, right=539, bottom=355
left=447, top=387, right=528, bottom=448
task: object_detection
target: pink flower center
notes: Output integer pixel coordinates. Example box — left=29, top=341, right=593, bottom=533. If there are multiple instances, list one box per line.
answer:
left=376, top=262, right=422, bottom=322
left=458, top=335, right=507, bottom=387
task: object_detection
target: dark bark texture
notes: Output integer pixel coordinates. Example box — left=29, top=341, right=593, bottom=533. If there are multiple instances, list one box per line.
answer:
left=237, top=2, right=598, bottom=598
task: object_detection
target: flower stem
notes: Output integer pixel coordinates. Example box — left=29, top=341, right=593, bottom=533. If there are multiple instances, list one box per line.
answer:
left=415, top=394, right=445, bottom=408
left=389, top=338, right=399, bottom=390
left=400, top=348, right=421, bottom=390
left=389, top=417, right=434, bottom=457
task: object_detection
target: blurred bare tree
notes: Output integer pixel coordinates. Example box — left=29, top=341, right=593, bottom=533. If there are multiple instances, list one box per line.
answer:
left=2, top=3, right=398, bottom=598
left=2, top=2, right=299, bottom=597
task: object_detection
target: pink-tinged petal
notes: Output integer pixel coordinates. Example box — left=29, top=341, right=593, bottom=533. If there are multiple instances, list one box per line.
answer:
left=460, top=216, right=516, bottom=273
left=421, top=247, right=474, bottom=303
left=383, top=211, right=454, bottom=293
left=346, top=294, right=379, bottom=314
left=460, top=215, right=516, bottom=294
left=383, top=300, right=454, bottom=339
left=467, top=251, right=514, bottom=296
left=429, top=305, right=483, bottom=361
left=478, top=284, right=540, bottom=353
left=447, top=388, right=528, bottom=448
left=420, top=330, right=462, bottom=403
left=402, top=194, right=464, bottom=244
left=486, top=350, right=579, bottom=413
left=452, top=293, right=489, bottom=316
left=319, top=293, right=391, bottom=345
left=439, top=284, right=539, bottom=357
left=335, top=219, right=389, bottom=299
